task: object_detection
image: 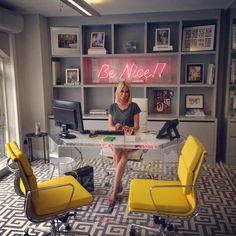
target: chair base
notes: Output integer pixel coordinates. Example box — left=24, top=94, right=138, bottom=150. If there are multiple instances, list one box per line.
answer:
left=128, top=217, right=178, bottom=236
left=23, top=212, right=91, bottom=236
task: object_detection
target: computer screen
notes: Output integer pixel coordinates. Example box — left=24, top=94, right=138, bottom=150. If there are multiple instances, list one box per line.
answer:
left=52, top=99, right=89, bottom=139
left=156, top=119, right=180, bottom=140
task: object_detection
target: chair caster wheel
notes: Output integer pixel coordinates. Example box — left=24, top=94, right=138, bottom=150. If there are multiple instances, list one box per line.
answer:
left=129, top=226, right=138, bottom=236
left=22, top=229, right=30, bottom=236
left=65, top=224, right=72, bottom=230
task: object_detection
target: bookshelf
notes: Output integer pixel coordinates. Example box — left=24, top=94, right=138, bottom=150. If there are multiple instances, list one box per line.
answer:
left=49, top=10, right=221, bottom=165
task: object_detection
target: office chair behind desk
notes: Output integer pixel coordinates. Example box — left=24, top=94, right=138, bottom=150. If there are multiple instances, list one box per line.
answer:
left=5, top=141, right=93, bottom=236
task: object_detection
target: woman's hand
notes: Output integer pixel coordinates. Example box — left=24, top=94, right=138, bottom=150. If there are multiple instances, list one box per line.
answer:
left=123, top=125, right=133, bottom=135
left=115, top=123, right=123, bottom=130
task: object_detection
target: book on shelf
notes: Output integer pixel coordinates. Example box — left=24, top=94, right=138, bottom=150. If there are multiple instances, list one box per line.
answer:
left=185, top=108, right=206, bottom=117
left=52, top=61, right=61, bottom=85
left=231, top=60, right=236, bottom=84
left=89, top=109, right=107, bottom=115
left=206, top=64, right=215, bottom=85
left=154, top=89, right=173, bottom=114
left=88, top=47, right=107, bottom=55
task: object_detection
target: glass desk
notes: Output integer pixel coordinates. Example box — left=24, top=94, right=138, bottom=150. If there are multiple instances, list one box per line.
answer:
left=50, top=131, right=183, bottom=150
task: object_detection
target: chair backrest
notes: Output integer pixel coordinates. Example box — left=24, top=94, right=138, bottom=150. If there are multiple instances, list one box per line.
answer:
left=5, top=141, right=37, bottom=194
left=132, top=97, right=148, bottom=132
left=177, top=135, right=206, bottom=196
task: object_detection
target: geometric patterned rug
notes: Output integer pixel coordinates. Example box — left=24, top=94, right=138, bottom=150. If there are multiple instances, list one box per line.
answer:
left=0, top=158, right=236, bottom=236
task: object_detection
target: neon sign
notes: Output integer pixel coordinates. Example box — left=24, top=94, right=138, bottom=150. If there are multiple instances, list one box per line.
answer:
left=85, top=56, right=177, bottom=84
left=97, top=63, right=166, bottom=83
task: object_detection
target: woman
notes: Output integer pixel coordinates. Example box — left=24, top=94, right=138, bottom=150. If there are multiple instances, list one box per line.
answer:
left=108, top=81, right=141, bottom=204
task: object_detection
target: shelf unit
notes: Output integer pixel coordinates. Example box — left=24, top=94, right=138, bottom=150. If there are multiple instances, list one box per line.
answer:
left=49, top=10, right=221, bottom=165
left=224, top=9, right=236, bottom=165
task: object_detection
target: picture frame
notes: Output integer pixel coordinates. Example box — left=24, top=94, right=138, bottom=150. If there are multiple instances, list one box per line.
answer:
left=185, top=94, right=204, bottom=109
left=185, top=63, right=204, bottom=83
left=232, top=25, right=236, bottom=50
left=65, top=68, right=80, bottom=85
left=155, top=28, right=170, bottom=47
left=90, top=32, right=105, bottom=48
left=50, top=27, right=80, bottom=56
left=182, top=24, right=215, bottom=52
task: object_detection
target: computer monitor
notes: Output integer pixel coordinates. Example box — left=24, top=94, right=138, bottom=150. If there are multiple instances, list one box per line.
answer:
left=156, top=119, right=180, bottom=140
left=52, top=99, right=89, bottom=139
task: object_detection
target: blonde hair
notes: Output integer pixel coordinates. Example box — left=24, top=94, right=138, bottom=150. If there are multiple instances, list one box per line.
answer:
left=115, top=81, right=132, bottom=104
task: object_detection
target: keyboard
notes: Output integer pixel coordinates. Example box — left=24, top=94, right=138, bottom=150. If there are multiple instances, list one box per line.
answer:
left=93, top=130, right=132, bottom=135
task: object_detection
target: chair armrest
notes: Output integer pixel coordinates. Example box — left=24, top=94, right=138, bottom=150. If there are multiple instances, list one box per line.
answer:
left=26, top=182, right=75, bottom=213
left=6, top=158, right=19, bottom=173
left=149, top=184, right=194, bottom=213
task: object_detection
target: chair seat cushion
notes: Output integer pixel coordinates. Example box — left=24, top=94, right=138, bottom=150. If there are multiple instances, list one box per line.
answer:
left=34, top=176, right=93, bottom=216
left=128, top=179, right=191, bottom=215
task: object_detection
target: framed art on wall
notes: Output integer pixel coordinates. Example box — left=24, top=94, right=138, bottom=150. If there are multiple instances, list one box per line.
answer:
left=65, top=68, right=80, bottom=85
left=155, top=28, right=170, bottom=47
left=182, top=24, right=215, bottom=51
left=185, top=63, right=204, bottom=83
left=90, top=32, right=105, bottom=48
left=185, top=94, right=204, bottom=109
left=50, top=27, right=80, bottom=56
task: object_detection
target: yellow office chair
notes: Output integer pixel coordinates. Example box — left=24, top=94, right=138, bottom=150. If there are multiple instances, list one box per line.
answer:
left=5, top=141, right=93, bottom=236
left=128, top=135, right=207, bottom=236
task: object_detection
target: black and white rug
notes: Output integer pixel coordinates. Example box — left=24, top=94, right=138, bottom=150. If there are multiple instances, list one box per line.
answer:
left=0, top=158, right=235, bottom=236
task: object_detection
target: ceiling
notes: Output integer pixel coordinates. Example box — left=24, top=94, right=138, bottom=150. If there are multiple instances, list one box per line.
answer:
left=0, top=0, right=235, bottom=17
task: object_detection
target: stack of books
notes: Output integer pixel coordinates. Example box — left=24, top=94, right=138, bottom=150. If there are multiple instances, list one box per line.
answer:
left=153, top=45, right=173, bottom=51
left=185, top=108, right=205, bottom=117
left=88, top=48, right=107, bottom=55
left=89, top=109, right=107, bottom=115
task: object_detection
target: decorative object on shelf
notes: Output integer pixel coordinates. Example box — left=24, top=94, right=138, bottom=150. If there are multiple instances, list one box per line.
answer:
left=182, top=24, right=215, bottom=52
left=232, top=25, right=236, bottom=50
left=206, top=64, right=215, bottom=85
left=88, top=32, right=106, bottom=55
left=124, top=41, right=137, bottom=53
left=154, top=89, right=173, bottom=114
left=185, top=94, right=205, bottom=117
left=185, top=63, right=204, bottom=84
left=231, top=59, right=236, bottom=84
left=50, top=27, right=80, bottom=56
left=52, top=61, right=61, bottom=85
left=65, top=68, right=80, bottom=85
left=153, top=28, right=173, bottom=51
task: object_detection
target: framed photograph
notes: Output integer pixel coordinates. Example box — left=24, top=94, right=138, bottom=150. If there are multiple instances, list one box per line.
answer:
left=90, top=32, right=105, bottom=48
left=182, top=24, right=215, bottom=51
left=65, top=68, right=80, bottom=84
left=232, top=25, right=236, bottom=50
left=50, top=27, right=80, bottom=56
left=185, top=95, right=204, bottom=109
left=155, top=28, right=170, bottom=47
left=154, top=89, right=173, bottom=114
left=185, top=64, right=204, bottom=83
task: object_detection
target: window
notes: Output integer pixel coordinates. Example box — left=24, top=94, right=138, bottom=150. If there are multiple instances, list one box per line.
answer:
left=0, top=58, right=7, bottom=169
